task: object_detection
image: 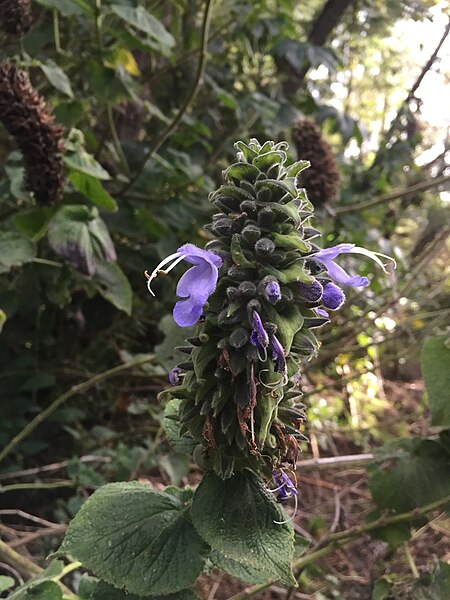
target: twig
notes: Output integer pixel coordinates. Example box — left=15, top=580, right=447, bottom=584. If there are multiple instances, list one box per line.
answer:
left=0, top=356, right=153, bottom=464
left=10, top=525, right=67, bottom=548
left=296, top=454, right=374, bottom=469
left=334, top=174, right=450, bottom=216
left=0, top=481, right=76, bottom=494
left=225, top=494, right=450, bottom=599
left=121, top=0, right=215, bottom=195
left=0, top=509, right=59, bottom=527
left=0, top=456, right=111, bottom=482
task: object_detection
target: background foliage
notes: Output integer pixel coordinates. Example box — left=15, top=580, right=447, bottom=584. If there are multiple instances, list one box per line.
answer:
left=0, top=0, right=449, bottom=598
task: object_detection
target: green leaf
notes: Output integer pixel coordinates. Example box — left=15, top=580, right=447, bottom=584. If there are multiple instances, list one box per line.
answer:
left=0, top=232, right=36, bottom=274
left=0, top=576, right=14, bottom=593
left=64, top=146, right=111, bottom=180
left=368, top=437, right=450, bottom=513
left=164, top=399, right=197, bottom=455
left=413, top=561, right=450, bottom=599
left=8, top=561, right=65, bottom=600
left=57, top=482, right=209, bottom=596
left=191, top=470, right=296, bottom=585
left=92, top=263, right=132, bottom=315
left=48, top=205, right=116, bottom=276
left=40, top=62, right=74, bottom=97
left=110, top=6, right=175, bottom=49
left=36, top=0, right=93, bottom=17
left=14, top=207, right=57, bottom=241
left=421, top=336, right=450, bottom=426
left=0, top=309, right=7, bottom=334
left=88, top=580, right=200, bottom=600
left=210, top=549, right=271, bottom=584
left=285, top=160, right=310, bottom=177
left=69, top=171, right=118, bottom=212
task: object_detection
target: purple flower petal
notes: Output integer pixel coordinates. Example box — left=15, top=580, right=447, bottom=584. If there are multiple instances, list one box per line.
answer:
left=315, top=308, right=329, bottom=318
left=271, top=334, right=286, bottom=373
left=251, top=311, right=269, bottom=349
left=322, top=282, right=345, bottom=310
left=177, top=243, right=222, bottom=267
left=325, top=259, right=369, bottom=287
left=313, top=243, right=355, bottom=262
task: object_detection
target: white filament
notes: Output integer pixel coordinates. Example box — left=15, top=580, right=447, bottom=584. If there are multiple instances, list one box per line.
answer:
left=145, top=252, right=186, bottom=296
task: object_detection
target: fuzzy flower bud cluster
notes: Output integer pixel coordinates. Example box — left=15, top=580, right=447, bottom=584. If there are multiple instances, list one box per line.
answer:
left=148, top=139, right=395, bottom=480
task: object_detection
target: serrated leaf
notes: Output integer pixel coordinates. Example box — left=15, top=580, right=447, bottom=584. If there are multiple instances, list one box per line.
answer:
left=421, top=336, right=450, bottom=426
left=110, top=6, right=175, bottom=48
left=57, top=482, right=209, bottom=596
left=210, top=549, right=271, bottom=584
left=93, top=263, right=132, bottom=315
left=48, top=205, right=116, bottom=276
left=368, top=437, right=450, bottom=513
left=0, top=232, right=36, bottom=274
left=191, top=470, right=296, bottom=585
left=164, top=399, right=196, bottom=455
left=40, top=62, right=74, bottom=98
left=69, top=171, right=118, bottom=212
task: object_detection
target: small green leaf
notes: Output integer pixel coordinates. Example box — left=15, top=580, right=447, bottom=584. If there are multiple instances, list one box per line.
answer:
left=0, top=309, right=6, bottom=334
left=191, top=470, right=296, bottom=585
left=8, top=561, right=65, bottom=600
left=421, top=336, right=450, bottom=426
left=285, top=160, right=310, bottom=177
left=0, top=576, right=14, bottom=593
left=110, top=6, right=175, bottom=48
left=93, top=263, right=132, bottom=315
left=14, top=207, right=57, bottom=241
left=40, top=62, right=74, bottom=98
left=0, top=232, right=36, bottom=274
left=36, top=0, right=93, bottom=17
left=64, top=148, right=111, bottom=181
left=69, top=171, right=118, bottom=212
left=57, top=482, right=209, bottom=596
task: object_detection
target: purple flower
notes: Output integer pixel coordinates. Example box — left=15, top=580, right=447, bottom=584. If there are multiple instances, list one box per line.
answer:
left=297, top=279, right=323, bottom=303
left=250, top=310, right=269, bottom=349
left=315, top=308, right=329, bottom=318
left=271, top=334, right=286, bottom=373
left=265, top=280, right=281, bottom=304
left=145, top=243, right=222, bottom=327
left=313, top=243, right=395, bottom=287
left=272, top=470, right=298, bottom=501
left=169, top=367, right=183, bottom=385
left=322, top=282, right=345, bottom=310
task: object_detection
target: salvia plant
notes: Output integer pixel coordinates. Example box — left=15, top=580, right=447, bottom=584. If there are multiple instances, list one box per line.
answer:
left=57, top=139, right=394, bottom=596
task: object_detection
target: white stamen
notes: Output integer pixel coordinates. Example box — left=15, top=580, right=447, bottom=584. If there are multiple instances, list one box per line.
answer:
left=145, top=252, right=186, bottom=296
left=350, top=247, right=396, bottom=275
left=273, top=493, right=298, bottom=525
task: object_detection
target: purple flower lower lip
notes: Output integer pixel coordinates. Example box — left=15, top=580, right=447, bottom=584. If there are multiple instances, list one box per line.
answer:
left=145, top=243, right=222, bottom=327
left=271, top=334, right=286, bottom=373
left=250, top=310, right=269, bottom=349
left=313, top=243, right=395, bottom=287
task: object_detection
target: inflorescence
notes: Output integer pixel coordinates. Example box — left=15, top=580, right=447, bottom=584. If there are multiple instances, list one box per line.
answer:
left=146, top=139, right=395, bottom=486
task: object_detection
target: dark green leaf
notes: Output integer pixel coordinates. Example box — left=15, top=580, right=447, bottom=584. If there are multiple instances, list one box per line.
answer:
left=92, top=263, right=132, bottom=315
left=164, top=399, right=197, bottom=455
left=14, top=207, right=57, bottom=241
left=110, top=6, right=175, bottom=48
left=69, top=171, right=118, bottom=212
left=57, top=482, right=209, bottom=596
left=368, top=437, right=450, bottom=513
left=191, top=470, right=296, bottom=585
left=421, top=336, right=450, bottom=426
left=48, top=205, right=116, bottom=276
left=40, top=62, right=74, bottom=98
left=0, top=232, right=36, bottom=274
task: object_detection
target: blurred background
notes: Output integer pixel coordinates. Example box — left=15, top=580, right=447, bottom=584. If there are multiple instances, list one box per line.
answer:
left=0, top=0, right=449, bottom=598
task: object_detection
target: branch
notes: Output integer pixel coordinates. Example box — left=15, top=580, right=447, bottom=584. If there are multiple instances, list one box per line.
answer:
left=226, top=494, right=450, bottom=600
left=0, top=356, right=153, bottom=465
left=121, top=0, right=215, bottom=195
left=334, top=174, right=450, bottom=216
left=285, top=0, right=353, bottom=92
left=296, top=453, right=374, bottom=469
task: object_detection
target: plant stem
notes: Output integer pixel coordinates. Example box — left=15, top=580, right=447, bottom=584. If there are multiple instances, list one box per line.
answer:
left=107, top=103, right=131, bottom=175
left=121, top=0, right=215, bottom=195
left=403, top=542, right=419, bottom=579
left=0, top=356, right=153, bottom=465
left=334, top=174, right=450, bottom=216
left=225, top=494, right=450, bottom=600
left=53, top=10, right=63, bottom=54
